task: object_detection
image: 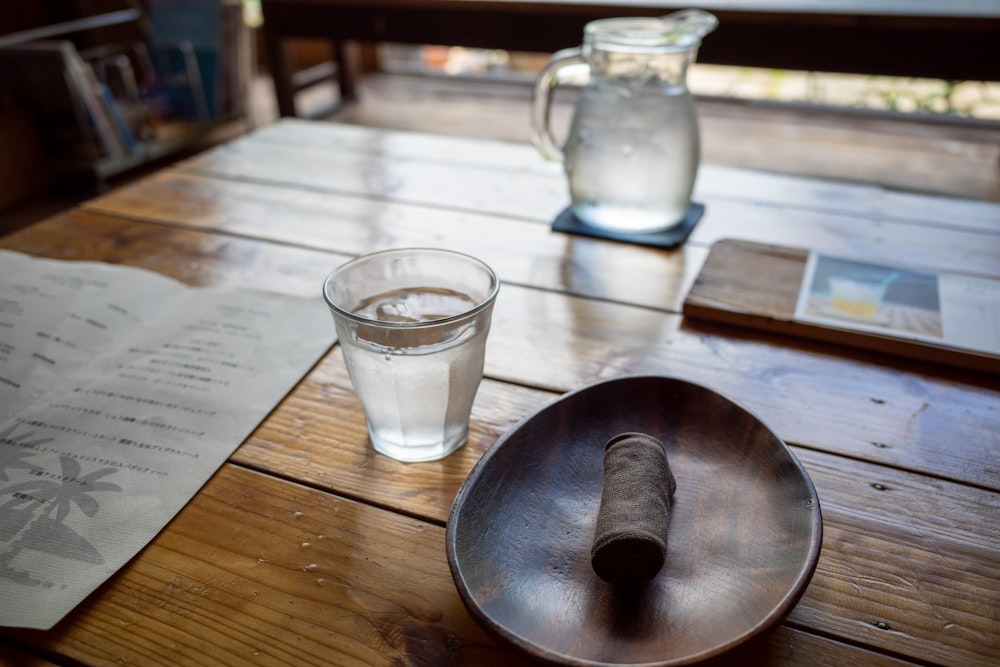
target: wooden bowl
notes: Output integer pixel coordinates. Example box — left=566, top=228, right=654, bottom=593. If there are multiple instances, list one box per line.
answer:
left=446, top=375, right=822, bottom=666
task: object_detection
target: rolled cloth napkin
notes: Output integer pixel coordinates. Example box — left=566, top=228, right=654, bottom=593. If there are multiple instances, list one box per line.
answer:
left=591, top=432, right=676, bottom=586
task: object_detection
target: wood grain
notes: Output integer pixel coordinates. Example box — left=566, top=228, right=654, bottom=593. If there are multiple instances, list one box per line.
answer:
left=202, top=119, right=1000, bottom=230
left=0, top=643, right=60, bottom=666
left=695, top=101, right=1000, bottom=205
left=4, top=212, right=998, bottom=492
left=4, top=121, right=999, bottom=667
left=5, top=465, right=532, bottom=667
left=2, top=454, right=992, bottom=666
left=80, top=168, right=1000, bottom=321
left=485, top=287, right=1000, bottom=490
left=787, top=450, right=1000, bottom=667
left=687, top=199, right=1000, bottom=279
left=235, top=364, right=1000, bottom=664
left=0, top=210, right=350, bottom=298
left=89, top=124, right=1000, bottom=281
left=81, top=169, right=705, bottom=312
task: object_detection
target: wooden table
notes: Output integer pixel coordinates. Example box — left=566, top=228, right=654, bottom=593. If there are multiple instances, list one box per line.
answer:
left=260, top=0, right=1000, bottom=117
left=2, top=118, right=999, bottom=666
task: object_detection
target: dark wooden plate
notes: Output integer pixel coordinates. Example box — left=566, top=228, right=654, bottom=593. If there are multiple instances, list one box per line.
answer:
left=446, top=375, right=822, bottom=666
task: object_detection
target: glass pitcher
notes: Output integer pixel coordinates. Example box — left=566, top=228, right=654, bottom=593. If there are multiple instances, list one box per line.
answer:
left=530, top=10, right=717, bottom=234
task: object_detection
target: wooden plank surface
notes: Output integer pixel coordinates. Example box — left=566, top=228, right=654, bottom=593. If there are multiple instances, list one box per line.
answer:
left=5, top=212, right=998, bottom=492
left=3, top=212, right=999, bottom=666
left=2, top=464, right=931, bottom=667
left=2, top=120, right=999, bottom=667
left=149, top=122, right=1000, bottom=279
left=222, top=120, right=1000, bottom=229
left=0, top=415, right=994, bottom=666
left=80, top=122, right=1000, bottom=309
left=81, top=169, right=705, bottom=312
left=0, top=643, right=60, bottom=666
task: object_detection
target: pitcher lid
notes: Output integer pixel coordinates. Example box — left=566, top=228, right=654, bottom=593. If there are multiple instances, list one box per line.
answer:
left=585, top=11, right=717, bottom=52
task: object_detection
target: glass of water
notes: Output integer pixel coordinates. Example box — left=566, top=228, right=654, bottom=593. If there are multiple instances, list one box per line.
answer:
left=323, top=248, right=500, bottom=462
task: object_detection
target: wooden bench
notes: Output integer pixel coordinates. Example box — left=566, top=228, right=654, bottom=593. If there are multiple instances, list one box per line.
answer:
left=260, top=0, right=1000, bottom=118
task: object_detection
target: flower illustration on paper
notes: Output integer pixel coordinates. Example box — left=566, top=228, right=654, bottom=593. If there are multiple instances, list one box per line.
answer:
left=1, top=426, right=123, bottom=583
left=0, top=423, right=46, bottom=481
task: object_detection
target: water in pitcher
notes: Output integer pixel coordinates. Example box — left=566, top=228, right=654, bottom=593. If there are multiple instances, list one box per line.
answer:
left=344, top=287, right=489, bottom=462
left=564, top=82, right=699, bottom=233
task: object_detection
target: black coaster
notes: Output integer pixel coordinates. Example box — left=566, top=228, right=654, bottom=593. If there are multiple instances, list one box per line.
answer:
left=551, top=202, right=705, bottom=249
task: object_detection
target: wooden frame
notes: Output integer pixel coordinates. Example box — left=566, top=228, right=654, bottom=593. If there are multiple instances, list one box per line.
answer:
left=260, top=0, right=1000, bottom=117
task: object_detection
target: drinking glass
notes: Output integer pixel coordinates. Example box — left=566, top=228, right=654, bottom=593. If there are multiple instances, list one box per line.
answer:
left=323, top=248, right=499, bottom=462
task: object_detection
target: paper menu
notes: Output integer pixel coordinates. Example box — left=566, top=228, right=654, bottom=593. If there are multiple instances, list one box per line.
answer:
left=794, top=252, right=1000, bottom=357
left=0, top=250, right=334, bottom=629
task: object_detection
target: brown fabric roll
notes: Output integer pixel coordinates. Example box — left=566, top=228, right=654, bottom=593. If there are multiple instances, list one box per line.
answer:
left=591, top=432, right=676, bottom=586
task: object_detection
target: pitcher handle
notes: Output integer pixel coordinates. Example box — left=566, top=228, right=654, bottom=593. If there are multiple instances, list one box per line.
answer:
left=530, top=47, right=587, bottom=164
